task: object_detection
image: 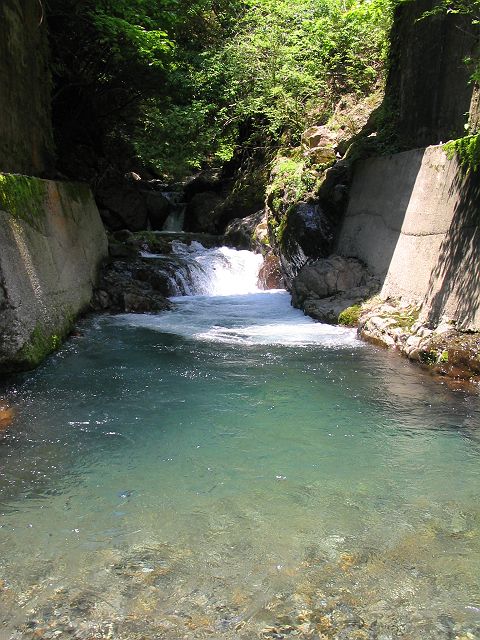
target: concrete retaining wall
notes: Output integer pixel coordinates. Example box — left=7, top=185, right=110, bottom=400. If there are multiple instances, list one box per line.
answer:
left=0, top=176, right=108, bottom=372
left=0, top=0, right=53, bottom=175
left=337, top=145, right=480, bottom=330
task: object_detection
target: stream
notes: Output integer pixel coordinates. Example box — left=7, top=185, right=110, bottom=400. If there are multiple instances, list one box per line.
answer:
left=0, top=244, right=479, bottom=639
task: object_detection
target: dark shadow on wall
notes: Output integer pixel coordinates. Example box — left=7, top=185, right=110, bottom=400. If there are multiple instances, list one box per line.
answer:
left=424, top=166, right=480, bottom=329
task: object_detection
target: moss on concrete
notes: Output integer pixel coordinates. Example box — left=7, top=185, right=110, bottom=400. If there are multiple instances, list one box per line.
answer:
left=15, top=311, right=75, bottom=371
left=0, top=173, right=47, bottom=229
left=444, top=134, right=480, bottom=172
left=61, top=181, right=92, bottom=206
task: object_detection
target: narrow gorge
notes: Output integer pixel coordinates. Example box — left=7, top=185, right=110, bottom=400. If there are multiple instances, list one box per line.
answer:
left=0, top=1, right=479, bottom=639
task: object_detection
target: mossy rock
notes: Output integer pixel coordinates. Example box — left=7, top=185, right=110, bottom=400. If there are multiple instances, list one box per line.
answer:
left=338, top=304, right=362, bottom=327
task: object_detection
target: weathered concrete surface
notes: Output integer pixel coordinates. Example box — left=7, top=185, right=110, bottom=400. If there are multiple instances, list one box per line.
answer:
left=385, top=0, right=479, bottom=148
left=0, top=176, right=108, bottom=372
left=337, top=145, right=480, bottom=331
left=0, top=0, right=53, bottom=175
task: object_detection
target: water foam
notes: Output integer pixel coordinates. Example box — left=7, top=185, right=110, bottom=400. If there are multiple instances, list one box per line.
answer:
left=120, top=242, right=359, bottom=348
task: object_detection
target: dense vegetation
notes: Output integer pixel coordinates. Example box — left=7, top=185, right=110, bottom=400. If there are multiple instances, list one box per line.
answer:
left=46, top=0, right=393, bottom=180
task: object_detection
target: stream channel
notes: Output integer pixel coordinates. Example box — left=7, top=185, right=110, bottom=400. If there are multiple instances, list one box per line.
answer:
left=0, top=243, right=479, bottom=639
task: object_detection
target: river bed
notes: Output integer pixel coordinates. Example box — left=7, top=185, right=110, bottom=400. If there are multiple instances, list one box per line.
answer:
left=0, top=245, right=479, bottom=639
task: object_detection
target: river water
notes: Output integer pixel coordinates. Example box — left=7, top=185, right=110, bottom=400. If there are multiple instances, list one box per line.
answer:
left=0, top=245, right=479, bottom=639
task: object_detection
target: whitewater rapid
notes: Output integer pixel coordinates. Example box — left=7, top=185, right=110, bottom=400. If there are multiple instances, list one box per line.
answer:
left=121, top=242, right=359, bottom=347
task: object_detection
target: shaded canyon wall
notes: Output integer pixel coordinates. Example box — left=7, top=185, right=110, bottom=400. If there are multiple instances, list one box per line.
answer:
left=385, top=0, right=479, bottom=147
left=337, top=146, right=480, bottom=331
left=0, top=0, right=53, bottom=175
left=0, top=1, right=110, bottom=373
left=334, top=2, right=480, bottom=331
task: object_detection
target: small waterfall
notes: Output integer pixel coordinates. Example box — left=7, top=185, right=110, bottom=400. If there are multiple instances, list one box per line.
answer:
left=171, top=241, right=263, bottom=296
left=141, top=241, right=264, bottom=297
left=162, top=192, right=186, bottom=231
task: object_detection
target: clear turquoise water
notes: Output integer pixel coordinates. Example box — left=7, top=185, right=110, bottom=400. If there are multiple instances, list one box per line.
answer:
left=0, top=283, right=479, bottom=638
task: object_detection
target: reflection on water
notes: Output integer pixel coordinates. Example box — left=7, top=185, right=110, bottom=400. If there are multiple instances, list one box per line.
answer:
left=0, top=251, right=479, bottom=638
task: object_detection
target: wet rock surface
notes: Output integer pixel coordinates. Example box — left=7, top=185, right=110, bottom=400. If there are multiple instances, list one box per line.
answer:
left=91, top=231, right=237, bottom=314
left=91, top=258, right=174, bottom=314
left=96, top=177, right=173, bottom=232
left=279, top=203, right=336, bottom=287
left=258, top=254, right=284, bottom=290
left=184, top=191, right=225, bottom=233
left=224, top=210, right=267, bottom=252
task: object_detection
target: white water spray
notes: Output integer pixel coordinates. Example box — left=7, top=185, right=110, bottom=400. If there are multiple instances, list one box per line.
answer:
left=171, top=241, right=264, bottom=296
left=124, top=241, right=359, bottom=347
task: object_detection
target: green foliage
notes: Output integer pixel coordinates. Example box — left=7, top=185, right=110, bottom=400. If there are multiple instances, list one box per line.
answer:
left=444, top=134, right=480, bottom=172
left=0, top=174, right=47, bottom=229
left=214, top=0, right=393, bottom=147
left=338, top=304, right=362, bottom=326
left=47, top=0, right=393, bottom=178
left=387, top=307, right=419, bottom=331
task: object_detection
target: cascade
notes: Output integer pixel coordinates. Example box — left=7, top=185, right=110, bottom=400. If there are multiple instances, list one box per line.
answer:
left=132, top=241, right=357, bottom=347
left=161, top=191, right=186, bottom=231
left=141, top=240, right=264, bottom=296
left=0, top=244, right=478, bottom=640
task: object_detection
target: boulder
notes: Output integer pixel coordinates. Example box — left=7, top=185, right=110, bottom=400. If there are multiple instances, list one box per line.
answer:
left=182, top=168, right=223, bottom=200
left=224, top=210, right=266, bottom=251
left=307, top=147, right=337, bottom=165
left=279, top=202, right=334, bottom=287
left=99, top=208, right=124, bottom=231
left=301, top=125, right=337, bottom=150
left=96, top=182, right=148, bottom=231
left=258, top=253, right=284, bottom=290
left=184, top=191, right=224, bottom=233
left=144, top=191, right=170, bottom=230
left=291, top=256, right=373, bottom=308
left=92, top=259, right=173, bottom=314
left=301, top=287, right=376, bottom=324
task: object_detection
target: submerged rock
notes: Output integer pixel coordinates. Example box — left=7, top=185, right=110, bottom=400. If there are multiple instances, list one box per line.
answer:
left=0, top=402, right=15, bottom=433
left=349, top=297, right=480, bottom=389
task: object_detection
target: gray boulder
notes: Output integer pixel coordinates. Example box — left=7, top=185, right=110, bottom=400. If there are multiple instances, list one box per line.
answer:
left=96, top=183, right=148, bottom=231
left=224, top=210, right=266, bottom=251
left=144, top=191, right=170, bottom=230
left=291, top=255, right=380, bottom=323
left=292, top=256, right=370, bottom=306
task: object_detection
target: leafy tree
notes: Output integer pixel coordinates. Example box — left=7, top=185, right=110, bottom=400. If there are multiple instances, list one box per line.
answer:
left=46, top=0, right=393, bottom=179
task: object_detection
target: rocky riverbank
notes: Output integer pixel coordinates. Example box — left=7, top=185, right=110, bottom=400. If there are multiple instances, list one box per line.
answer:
left=286, top=254, right=480, bottom=390
left=356, top=299, right=480, bottom=391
